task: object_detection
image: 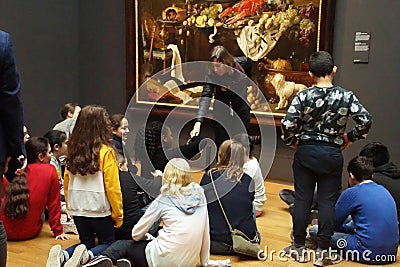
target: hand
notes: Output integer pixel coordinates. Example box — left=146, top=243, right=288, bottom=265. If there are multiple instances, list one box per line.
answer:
left=15, top=157, right=27, bottom=176
left=65, top=209, right=73, bottom=221
left=55, top=233, right=71, bottom=240
left=190, top=122, right=201, bottom=138
left=145, top=233, right=156, bottom=241
left=255, top=210, right=262, bottom=217
left=340, top=133, right=353, bottom=151
left=151, top=170, right=163, bottom=178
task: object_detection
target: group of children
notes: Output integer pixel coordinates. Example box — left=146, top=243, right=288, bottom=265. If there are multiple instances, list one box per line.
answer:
left=0, top=102, right=265, bottom=267
left=2, top=49, right=400, bottom=267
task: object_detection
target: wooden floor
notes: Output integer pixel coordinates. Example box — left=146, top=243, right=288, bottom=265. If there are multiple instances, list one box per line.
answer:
left=7, top=180, right=400, bottom=266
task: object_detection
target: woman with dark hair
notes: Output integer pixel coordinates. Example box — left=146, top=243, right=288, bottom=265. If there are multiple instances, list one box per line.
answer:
left=0, top=137, right=70, bottom=241
left=190, top=45, right=252, bottom=147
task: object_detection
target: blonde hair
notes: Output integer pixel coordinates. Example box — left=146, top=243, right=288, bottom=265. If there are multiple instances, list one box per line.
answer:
left=215, top=139, right=245, bottom=182
left=160, top=158, right=197, bottom=202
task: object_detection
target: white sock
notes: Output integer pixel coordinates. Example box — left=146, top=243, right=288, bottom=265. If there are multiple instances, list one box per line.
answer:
left=62, top=250, right=69, bottom=262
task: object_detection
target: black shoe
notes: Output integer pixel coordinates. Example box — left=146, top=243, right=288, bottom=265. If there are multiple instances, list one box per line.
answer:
left=282, top=244, right=309, bottom=263
left=313, top=248, right=342, bottom=266
left=279, top=189, right=295, bottom=206
left=83, top=255, right=112, bottom=267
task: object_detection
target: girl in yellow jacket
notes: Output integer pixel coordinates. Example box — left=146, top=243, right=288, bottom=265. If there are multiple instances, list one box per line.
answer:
left=46, top=105, right=123, bottom=267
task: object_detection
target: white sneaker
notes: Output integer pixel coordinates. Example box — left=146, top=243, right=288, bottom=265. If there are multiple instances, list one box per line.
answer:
left=46, top=245, right=64, bottom=267
left=64, top=244, right=90, bottom=267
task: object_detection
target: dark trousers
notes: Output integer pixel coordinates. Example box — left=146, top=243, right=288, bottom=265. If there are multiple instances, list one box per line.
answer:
left=292, top=144, right=342, bottom=249
left=102, top=239, right=150, bottom=267
left=66, top=216, right=115, bottom=257
left=212, top=101, right=250, bottom=148
left=0, top=163, right=6, bottom=267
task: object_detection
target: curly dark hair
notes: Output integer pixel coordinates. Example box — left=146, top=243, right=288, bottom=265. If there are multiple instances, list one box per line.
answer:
left=110, top=114, right=125, bottom=132
left=4, top=173, right=30, bottom=220
left=133, top=121, right=169, bottom=162
left=66, top=105, right=113, bottom=175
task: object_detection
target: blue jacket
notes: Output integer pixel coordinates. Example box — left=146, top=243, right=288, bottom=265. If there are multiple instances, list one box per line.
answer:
left=0, top=30, right=25, bottom=163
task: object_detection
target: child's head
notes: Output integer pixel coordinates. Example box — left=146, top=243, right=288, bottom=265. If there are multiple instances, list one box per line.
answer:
left=23, top=125, right=30, bottom=144
left=209, top=45, right=235, bottom=76
left=216, top=139, right=244, bottom=181
left=160, top=158, right=192, bottom=196
left=69, top=105, right=112, bottom=145
left=60, top=103, right=81, bottom=120
left=347, top=156, right=373, bottom=185
left=44, top=130, right=68, bottom=159
left=116, top=152, right=128, bottom=172
left=359, top=142, right=390, bottom=168
left=111, top=114, right=130, bottom=141
left=67, top=105, right=113, bottom=175
left=232, top=133, right=253, bottom=159
left=309, top=51, right=336, bottom=78
left=26, top=136, right=52, bottom=164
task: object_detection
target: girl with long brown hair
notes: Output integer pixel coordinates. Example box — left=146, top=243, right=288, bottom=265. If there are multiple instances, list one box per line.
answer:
left=47, top=105, right=123, bottom=267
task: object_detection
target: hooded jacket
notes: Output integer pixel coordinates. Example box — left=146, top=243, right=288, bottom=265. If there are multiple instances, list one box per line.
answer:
left=132, top=183, right=216, bottom=267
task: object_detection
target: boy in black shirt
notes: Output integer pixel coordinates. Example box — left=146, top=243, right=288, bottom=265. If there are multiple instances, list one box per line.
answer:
left=281, top=51, right=372, bottom=266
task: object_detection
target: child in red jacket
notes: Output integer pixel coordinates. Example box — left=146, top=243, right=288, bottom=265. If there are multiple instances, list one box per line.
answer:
left=0, top=137, right=70, bottom=241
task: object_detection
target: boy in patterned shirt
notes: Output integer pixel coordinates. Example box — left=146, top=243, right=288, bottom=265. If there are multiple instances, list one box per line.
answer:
left=281, top=51, right=372, bottom=266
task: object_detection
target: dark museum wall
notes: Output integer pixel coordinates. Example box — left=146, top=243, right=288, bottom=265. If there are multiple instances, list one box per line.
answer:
left=0, top=1, right=399, bottom=185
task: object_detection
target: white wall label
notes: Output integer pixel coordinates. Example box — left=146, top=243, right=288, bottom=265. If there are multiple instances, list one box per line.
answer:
left=353, top=32, right=371, bottom=63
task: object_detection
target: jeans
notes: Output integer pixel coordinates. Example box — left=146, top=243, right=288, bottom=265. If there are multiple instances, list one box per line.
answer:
left=309, top=224, right=351, bottom=250
left=292, top=143, right=342, bottom=249
left=66, top=216, right=115, bottom=258
left=102, top=239, right=150, bottom=267
left=0, top=163, right=7, bottom=267
left=211, top=205, right=261, bottom=256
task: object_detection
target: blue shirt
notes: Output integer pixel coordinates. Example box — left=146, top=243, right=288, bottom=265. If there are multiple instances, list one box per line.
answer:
left=335, top=181, right=398, bottom=262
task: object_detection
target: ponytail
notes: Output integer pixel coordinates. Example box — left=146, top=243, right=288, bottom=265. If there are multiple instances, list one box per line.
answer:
left=4, top=173, right=30, bottom=220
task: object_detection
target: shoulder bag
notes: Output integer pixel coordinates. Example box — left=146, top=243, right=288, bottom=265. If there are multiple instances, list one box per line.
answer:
left=209, top=171, right=265, bottom=259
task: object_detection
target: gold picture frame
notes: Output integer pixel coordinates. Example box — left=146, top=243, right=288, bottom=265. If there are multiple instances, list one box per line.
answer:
left=126, top=0, right=336, bottom=124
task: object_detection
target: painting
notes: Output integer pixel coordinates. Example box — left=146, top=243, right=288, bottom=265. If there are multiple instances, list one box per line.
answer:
left=126, top=0, right=336, bottom=119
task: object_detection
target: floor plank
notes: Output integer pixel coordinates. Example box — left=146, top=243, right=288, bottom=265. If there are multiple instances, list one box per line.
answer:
left=6, top=180, right=400, bottom=266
